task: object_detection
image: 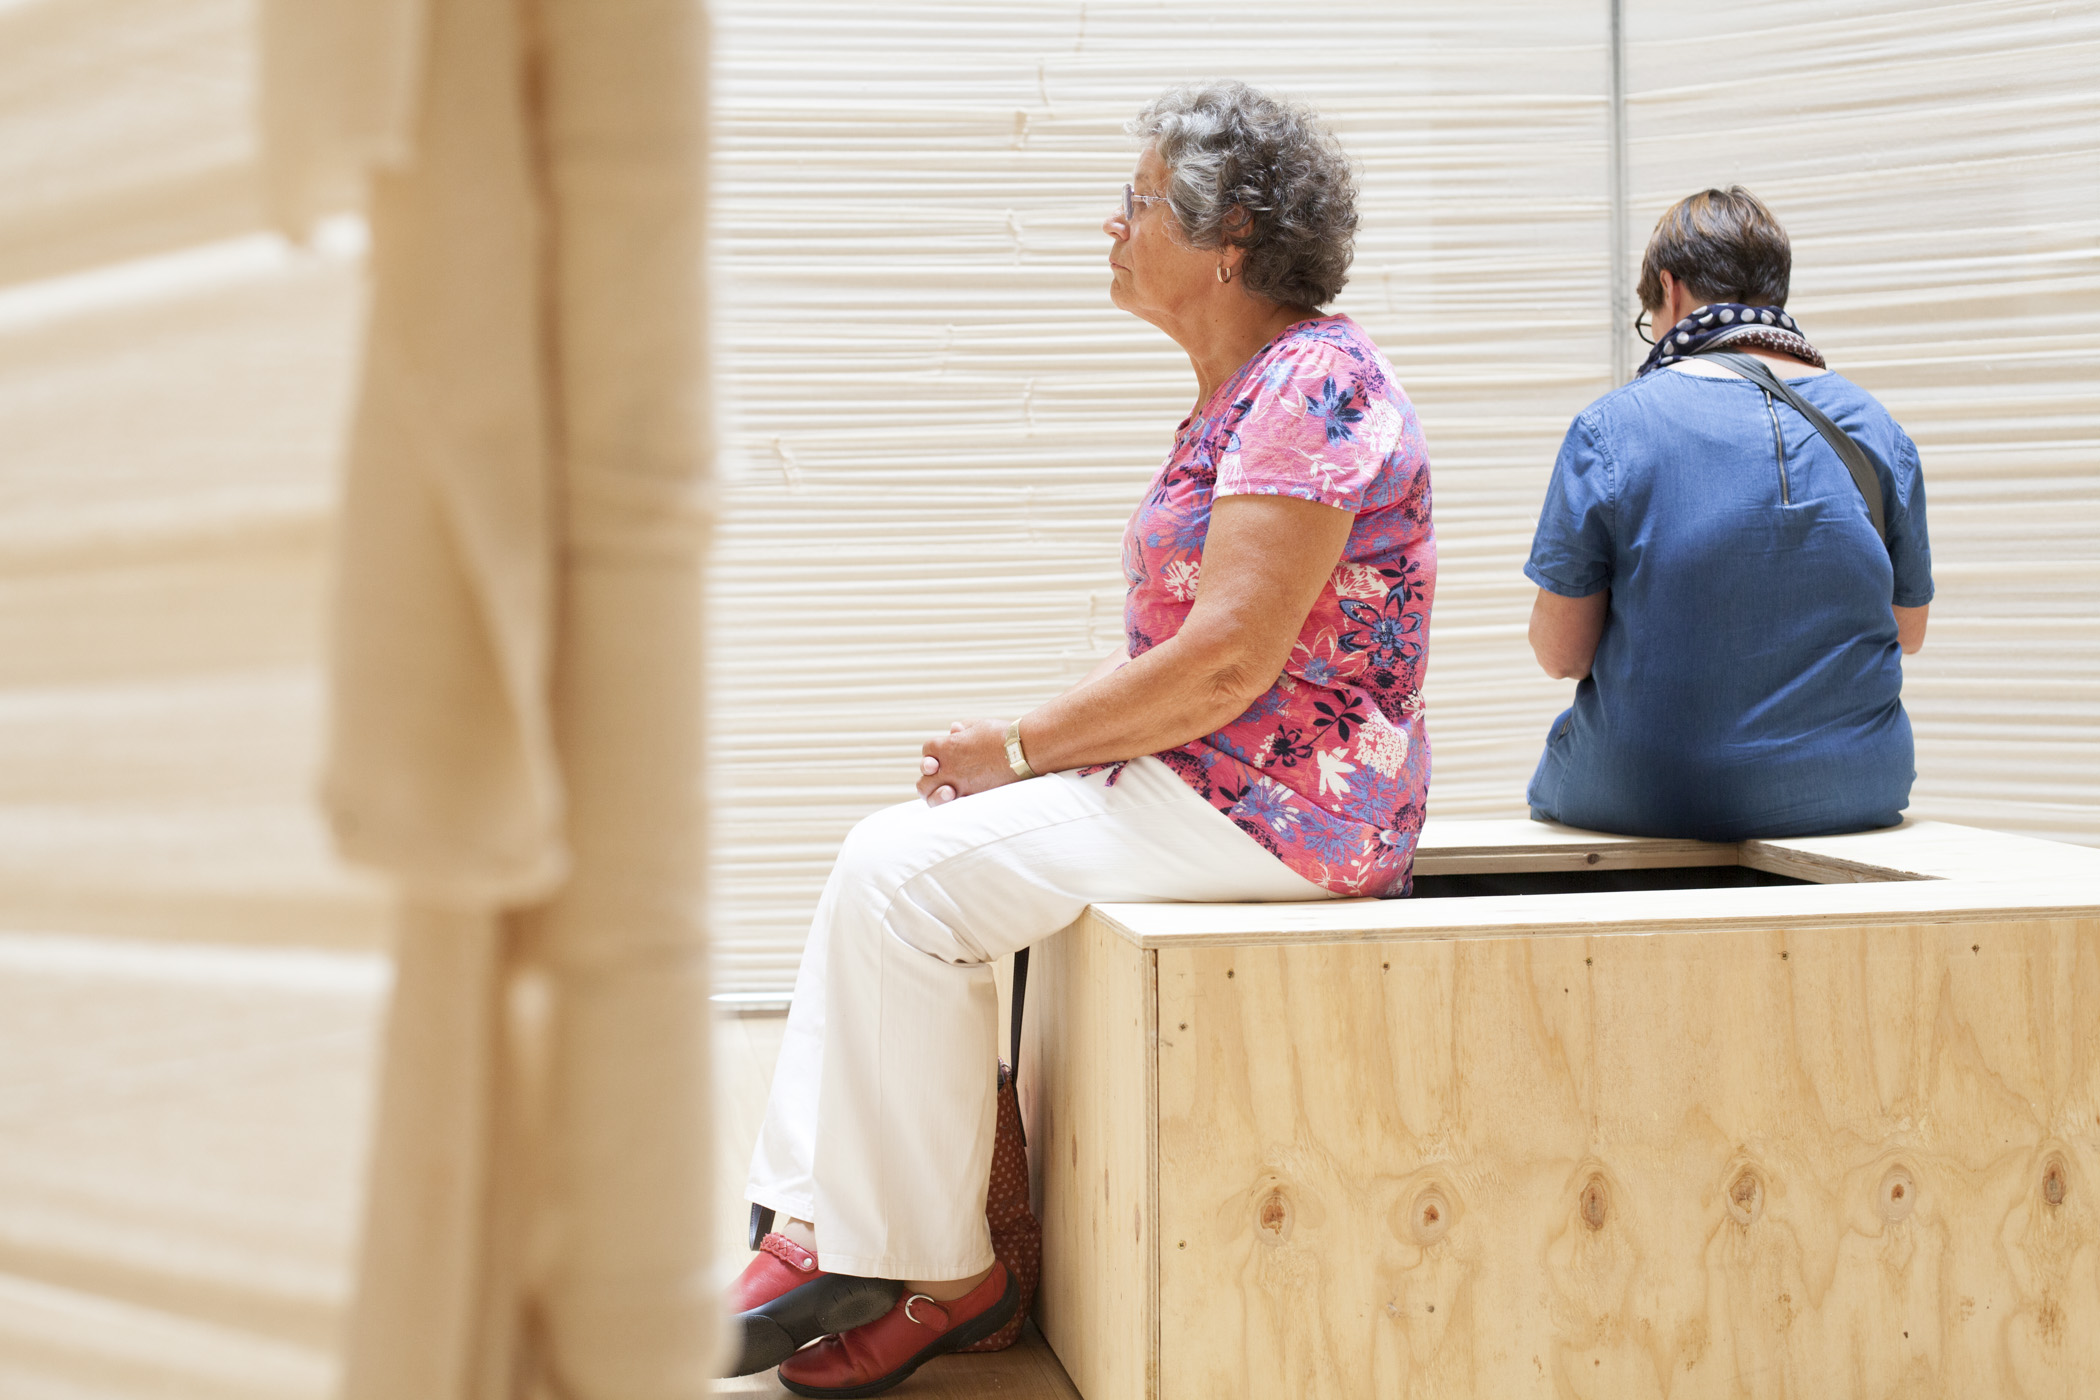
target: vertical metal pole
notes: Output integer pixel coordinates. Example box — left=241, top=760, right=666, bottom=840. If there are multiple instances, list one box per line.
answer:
left=1608, top=0, right=1631, bottom=384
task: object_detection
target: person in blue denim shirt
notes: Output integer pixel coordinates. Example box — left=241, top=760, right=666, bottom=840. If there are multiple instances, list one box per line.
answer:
left=1524, top=187, right=1933, bottom=840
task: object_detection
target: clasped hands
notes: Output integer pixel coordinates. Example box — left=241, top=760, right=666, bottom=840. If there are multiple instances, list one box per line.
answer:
left=917, top=718, right=1023, bottom=806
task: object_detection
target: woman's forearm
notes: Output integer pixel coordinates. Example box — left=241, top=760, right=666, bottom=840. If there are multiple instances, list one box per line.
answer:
left=1019, top=630, right=1268, bottom=774
left=1064, top=645, right=1130, bottom=694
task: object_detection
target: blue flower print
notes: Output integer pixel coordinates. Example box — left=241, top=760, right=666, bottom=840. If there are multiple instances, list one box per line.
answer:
left=1294, top=809, right=1359, bottom=864
left=1337, top=595, right=1424, bottom=669
left=1240, top=358, right=1297, bottom=407
left=1146, top=507, right=1210, bottom=553
left=1238, top=684, right=1292, bottom=726
left=1236, top=778, right=1300, bottom=835
left=1206, top=730, right=1263, bottom=768
left=1344, top=766, right=1412, bottom=820
left=1304, top=377, right=1364, bottom=444
left=1298, top=654, right=1339, bottom=687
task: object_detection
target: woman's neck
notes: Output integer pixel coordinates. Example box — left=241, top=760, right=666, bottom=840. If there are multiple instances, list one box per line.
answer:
left=1178, top=299, right=1322, bottom=410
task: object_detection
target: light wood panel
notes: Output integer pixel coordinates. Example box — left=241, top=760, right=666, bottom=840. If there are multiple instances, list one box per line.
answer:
left=1153, top=917, right=2100, bottom=1400
left=1095, top=876, right=2100, bottom=951
left=1748, top=821, right=2100, bottom=887
left=1415, top=817, right=1737, bottom=876
left=1021, top=912, right=1158, bottom=1400
left=1416, top=816, right=2100, bottom=887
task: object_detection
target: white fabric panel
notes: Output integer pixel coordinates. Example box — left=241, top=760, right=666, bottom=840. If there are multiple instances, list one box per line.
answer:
left=0, top=240, right=387, bottom=949
left=709, top=0, right=1613, bottom=993
left=0, top=2, right=388, bottom=1384
left=1625, top=0, right=2100, bottom=844
left=0, top=935, right=386, bottom=1399
left=0, top=0, right=263, bottom=286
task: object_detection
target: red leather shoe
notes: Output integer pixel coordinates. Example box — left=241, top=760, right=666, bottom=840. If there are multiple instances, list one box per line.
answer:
left=725, top=1234, right=902, bottom=1378
left=777, top=1261, right=1019, bottom=1398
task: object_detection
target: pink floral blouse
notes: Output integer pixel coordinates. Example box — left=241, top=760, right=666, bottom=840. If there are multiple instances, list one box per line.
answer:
left=1118, top=314, right=1434, bottom=896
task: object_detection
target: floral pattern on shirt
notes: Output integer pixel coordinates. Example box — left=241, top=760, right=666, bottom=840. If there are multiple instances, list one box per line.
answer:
left=1118, top=315, right=1435, bottom=896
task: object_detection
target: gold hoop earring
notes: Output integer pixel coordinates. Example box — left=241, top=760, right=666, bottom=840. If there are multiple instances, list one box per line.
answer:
left=1216, top=264, right=1231, bottom=283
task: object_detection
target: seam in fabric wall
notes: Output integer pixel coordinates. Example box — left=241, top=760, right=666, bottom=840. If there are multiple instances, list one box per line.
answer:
left=1608, top=0, right=1631, bottom=386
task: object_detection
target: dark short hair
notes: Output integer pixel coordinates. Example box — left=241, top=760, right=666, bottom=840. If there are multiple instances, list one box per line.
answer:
left=1637, top=186, right=1791, bottom=311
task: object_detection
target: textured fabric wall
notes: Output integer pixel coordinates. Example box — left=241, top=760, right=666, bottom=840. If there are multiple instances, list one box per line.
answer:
left=0, top=2, right=389, bottom=1396
left=711, top=0, right=2100, bottom=996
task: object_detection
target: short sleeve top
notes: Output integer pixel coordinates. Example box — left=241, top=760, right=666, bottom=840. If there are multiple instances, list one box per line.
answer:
left=1523, top=365, right=1933, bottom=838
left=1117, top=314, right=1436, bottom=896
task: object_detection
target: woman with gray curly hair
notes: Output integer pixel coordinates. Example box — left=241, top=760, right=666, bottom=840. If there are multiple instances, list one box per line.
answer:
left=728, top=82, right=1436, bottom=1396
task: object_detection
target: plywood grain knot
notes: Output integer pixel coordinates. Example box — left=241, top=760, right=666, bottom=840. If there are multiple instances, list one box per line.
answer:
left=1580, top=1174, right=1609, bottom=1230
left=1878, top=1164, right=1916, bottom=1222
left=1728, top=1167, right=1764, bottom=1226
left=2043, top=1156, right=2068, bottom=1207
left=1410, top=1184, right=1454, bottom=1244
left=1255, top=1186, right=1293, bottom=1246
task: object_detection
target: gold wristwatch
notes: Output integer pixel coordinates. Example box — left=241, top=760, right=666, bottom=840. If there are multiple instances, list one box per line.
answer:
left=1004, top=719, right=1037, bottom=780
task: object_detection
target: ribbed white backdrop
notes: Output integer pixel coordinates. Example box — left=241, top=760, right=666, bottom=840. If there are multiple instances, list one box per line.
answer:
left=710, top=0, right=2100, bottom=996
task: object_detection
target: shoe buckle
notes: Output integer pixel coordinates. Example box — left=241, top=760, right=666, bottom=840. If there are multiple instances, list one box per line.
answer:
left=903, top=1293, right=941, bottom=1327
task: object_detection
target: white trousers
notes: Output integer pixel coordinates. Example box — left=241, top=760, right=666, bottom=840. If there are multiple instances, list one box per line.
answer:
left=746, top=756, right=1332, bottom=1279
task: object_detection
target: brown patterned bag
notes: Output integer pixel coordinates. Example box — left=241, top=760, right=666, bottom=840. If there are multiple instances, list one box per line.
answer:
left=959, top=947, right=1041, bottom=1352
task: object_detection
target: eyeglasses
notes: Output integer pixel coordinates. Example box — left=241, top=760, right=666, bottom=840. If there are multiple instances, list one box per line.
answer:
left=1634, top=308, right=1655, bottom=344
left=1120, top=183, right=1171, bottom=224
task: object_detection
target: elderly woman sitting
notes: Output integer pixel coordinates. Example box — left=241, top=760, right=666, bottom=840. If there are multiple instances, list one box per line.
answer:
left=726, top=82, right=1436, bottom=1396
left=1525, top=186, right=1933, bottom=840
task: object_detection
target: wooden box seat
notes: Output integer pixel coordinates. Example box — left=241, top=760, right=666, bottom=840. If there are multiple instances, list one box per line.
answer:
left=1017, top=819, right=2100, bottom=1399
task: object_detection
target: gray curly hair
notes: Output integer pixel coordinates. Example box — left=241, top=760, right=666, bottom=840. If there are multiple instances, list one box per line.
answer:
left=1129, top=82, right=1358, bottom=308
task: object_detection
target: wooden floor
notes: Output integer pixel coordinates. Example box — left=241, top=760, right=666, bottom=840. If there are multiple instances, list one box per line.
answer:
left=712, top=1011, right=1081, bottom=1400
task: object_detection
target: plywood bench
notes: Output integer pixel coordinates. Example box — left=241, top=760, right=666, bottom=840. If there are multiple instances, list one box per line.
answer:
left=1017, top=819, right=2100, bottom=1399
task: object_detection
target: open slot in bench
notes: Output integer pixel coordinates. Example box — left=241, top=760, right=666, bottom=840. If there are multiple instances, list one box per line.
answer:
left=1018, top=819, right=2100, bottom=1400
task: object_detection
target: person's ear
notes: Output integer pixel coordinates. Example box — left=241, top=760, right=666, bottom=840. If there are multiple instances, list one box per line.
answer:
left=1217, top=207, right=1254, bottom=276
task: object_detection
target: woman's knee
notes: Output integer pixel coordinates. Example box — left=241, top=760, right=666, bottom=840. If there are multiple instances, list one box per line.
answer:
left=831, top=800, right=932, bottom=895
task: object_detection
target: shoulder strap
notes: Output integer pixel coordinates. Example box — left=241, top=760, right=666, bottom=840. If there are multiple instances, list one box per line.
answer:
left=1009, top=946, right=1029, bottom=1080
left=1693, top=350, right=1888, bottom=544
left=1006, top=947, right=1030, bottom=1147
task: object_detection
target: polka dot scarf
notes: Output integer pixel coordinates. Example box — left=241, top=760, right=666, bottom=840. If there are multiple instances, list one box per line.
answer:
left=1637, top=303, right=1825, bottom=377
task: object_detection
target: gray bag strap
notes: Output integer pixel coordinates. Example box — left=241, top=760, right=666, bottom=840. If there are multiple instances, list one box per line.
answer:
left=1693, top=349, right=1888, bottom=544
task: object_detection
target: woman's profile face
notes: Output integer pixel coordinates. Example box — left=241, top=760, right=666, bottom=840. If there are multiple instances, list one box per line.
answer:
left=1104, top=147, right=1212, bottom=329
